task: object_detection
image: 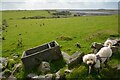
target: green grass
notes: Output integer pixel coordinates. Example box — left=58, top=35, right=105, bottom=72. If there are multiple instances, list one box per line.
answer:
left=2, top=10, right=120, bottom=79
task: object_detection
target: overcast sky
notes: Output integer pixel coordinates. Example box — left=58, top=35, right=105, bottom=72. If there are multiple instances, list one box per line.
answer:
left=1, top=0, right=120, bottom=10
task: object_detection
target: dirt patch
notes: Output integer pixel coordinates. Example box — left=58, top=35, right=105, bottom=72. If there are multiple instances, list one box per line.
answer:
left=57, top=36, right=72, bottom=41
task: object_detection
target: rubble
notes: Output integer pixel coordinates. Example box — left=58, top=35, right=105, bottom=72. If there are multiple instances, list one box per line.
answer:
left=45, top=74, right=53, bottom=80
left=64, top=69, right=73, bottom=74
left=91, top=42, right=119, bottom=54
left=0, top=57, right=8, bottom=70
left=55, top=70, right=61, bottom=80
left=68, top=51, right=84, bottom=69
left=39, top=61, right=50, bottom=73
left=61, top=52, right=70, bottom=64
left=91, top=42, right=103, bottom=50
left=27, top=73, right=38, bottom=79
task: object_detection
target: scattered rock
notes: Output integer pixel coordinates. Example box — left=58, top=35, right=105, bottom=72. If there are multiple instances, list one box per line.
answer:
left=8, top=75, right=17, bottom=80
left=56, top=70, right=61, bottom=80
left=115, top=38, right=120, bottom=47
left=64, top=69, right=72, bottom=74
left=68, top=52, right=84, bottom=69
left=92, top=49, right=98, bottom=54
left=61, top=52, right=70, bottom=64
left=45, top=74, right=53, bottom=80
left=91, top=42, right=119, bottom=54
left=12, top=63, right=21, bottom=74
left=13, top=56, right=18, bottom=59
left=76, top=42, right=81, bottom=48
left=0, top=57, right=8, bottom=70
left=91, top=42, right=103, bottom=50
left=111, top=46, right=119, bottom=54
left=39, top=61, right=50, bottom=73
left=117, top=64, right=120, bottom=70
left=27, top=74, right=53, bottom=80
left=37, top=75, right=45, bottom=80
left=12, top=54, right=19, bottom=59
left=27, top=73, right=38, bottom=79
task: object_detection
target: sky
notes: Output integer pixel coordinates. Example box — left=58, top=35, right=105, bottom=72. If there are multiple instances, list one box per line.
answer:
left=0, top=0, right=120, bottom=10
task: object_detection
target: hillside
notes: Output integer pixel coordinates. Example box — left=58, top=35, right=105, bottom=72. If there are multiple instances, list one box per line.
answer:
left=1, top=10, right=120, bottom=79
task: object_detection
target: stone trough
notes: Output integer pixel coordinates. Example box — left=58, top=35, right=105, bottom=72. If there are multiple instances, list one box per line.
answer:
left=21, top=41, right=63, bottom=70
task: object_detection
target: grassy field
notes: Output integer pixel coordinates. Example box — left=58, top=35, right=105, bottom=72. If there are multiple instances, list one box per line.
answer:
left=2, top=10, right=120, bottom=79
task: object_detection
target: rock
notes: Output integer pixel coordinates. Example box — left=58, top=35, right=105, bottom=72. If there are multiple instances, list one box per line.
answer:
left=11, top=63, right=21, bottom=75
left=12, top=54, right=19, bottom=59
left=45, top=74, right=53, bottom=80
left=0, top=57, right=8, bottom=70
left=111, top=46, right=119, bottom=54
left=32, top=75, right=42, bottom=80
left=92, top=49, right=98, bottom=54
left=8, top=75, right=17, bottom=80
left=7, top=63, right=21, bottom=80
left=91, top=42, right=103, bottom=50
left=27, top=74, right=46, bottom=80
left=39, top=61, right=50, bottom=73
left=117, top=64, right=120, bottom=70
left=112, top=64, right=120, bottom=72
left=64, top=69, right=72, bottom=74
left=76, top=42, right=81, bottom=48
left=68, top=52, right=84, bottom=69
left=13, top=56, right=18, bottom=59
left=56, top=70, right=61, bottom=80
left=27, top=73, right=38, bottom=79
left=106, top=38, right=120, bottom=47
left=61, top=52, right=70, bottom=64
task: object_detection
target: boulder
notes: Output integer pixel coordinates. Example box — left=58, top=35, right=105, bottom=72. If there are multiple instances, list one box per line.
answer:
left=61, top=52, right=70, bottom=64
left=91, top=42, right=103, bottom=50
left=39, top=61, right=50, bottom=73
left=68, top=52, right=84, bottom=69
